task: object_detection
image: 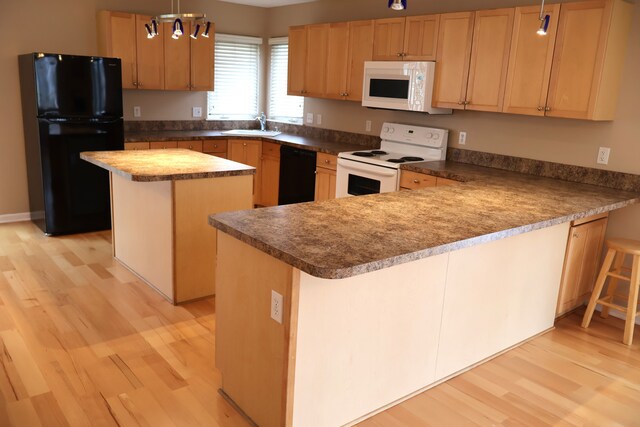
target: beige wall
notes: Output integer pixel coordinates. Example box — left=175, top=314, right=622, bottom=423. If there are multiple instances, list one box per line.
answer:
left=0, top=0, right=267, bottom=215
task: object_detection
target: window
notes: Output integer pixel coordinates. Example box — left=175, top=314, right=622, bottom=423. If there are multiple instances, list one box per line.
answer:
left=208, top=34, right=261, bottom=120
left=268, top=37, right=303, bottom=123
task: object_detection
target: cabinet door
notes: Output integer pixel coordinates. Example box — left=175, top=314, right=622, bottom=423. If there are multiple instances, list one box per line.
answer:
left=372, top=18, right=405, bottom=60
left=244, top=140, right=262, bottom=205
left=314, top=167, right=336, bottom=201
left=177, top=140, right=203, bottom=152
left=403, top=15, right=440, bottom=60
left=503, top=4, right=560, bottom=116
left=465, top=8, right=515, bottom=112
left=191, top=22, right=215, bottom=91
left=163, top=22, right=191, bottom=91
left=227, top=139, right=246, bottom=163
left=260, top=155, right=280, bottom=207
left=305, top=24, right=329, bottom=98
left=432, top=12, right=475, bottom=109
left=97, top=11, right=137, bottom=89
left=288, top=26, right=307, bottom=95
left=546, top=0, right=617, bottom=120
left=135, top=15, right=164, bottom=90
left=556, top=217, right=608, bottom=316
left=399, top=171, right=437, bottom=190
left=124, top=142, right=149, bottom=150
left=345, top=20, right=374, bottom=102
left=325, top=23, right=350, bottom=99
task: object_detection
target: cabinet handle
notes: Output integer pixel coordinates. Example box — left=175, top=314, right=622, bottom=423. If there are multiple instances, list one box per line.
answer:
left=537, top=106, right=544, bottom=111
left=573, top=232, right=580, bottom=238
left=133, top=81, right=138, bottom=87
left=545, top=106, right=551, bottom=112
left=464, top=101, right=470, bottom=105
left=243, top=142, right=247, bottom=146
left=324, top=159, right=330, bottom=164
left=413, top=179, right=420, bottom=184
left=397, top=53, right=402, bottom=57
left=458, top=101, right=465, bottom=105
left=138, top=82, right=143, bottom=88
left=214, top=144, right=218, bottom=148
left=189, top=145, right=193, bottom=149
left=314, top=170, right=318, bottom=174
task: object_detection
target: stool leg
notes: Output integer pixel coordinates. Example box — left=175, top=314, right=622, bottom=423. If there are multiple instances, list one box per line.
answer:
left=582, top=248, right=616, bottom=328
left=601, top=252, right=626, bottom=319
left=623, top=255, right=640, bottom=346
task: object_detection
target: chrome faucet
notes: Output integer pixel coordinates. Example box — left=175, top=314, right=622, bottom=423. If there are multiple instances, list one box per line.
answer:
left=256, top=112, right=267, bottom=131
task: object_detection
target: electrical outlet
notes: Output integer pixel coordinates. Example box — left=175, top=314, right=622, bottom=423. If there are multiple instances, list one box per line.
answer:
left=597, top=147, right=610, bottom=165
left=133, top=106, right=141, bottom=118
left=458, top=131, right=467, bottom=145
left=271, top=290, right=283, bottom=324
left=306, top=113, right=314, bottom=124
left=192, top=107, right=202, bottom=118
left=316, top=114, right=322, bottom=125
left=365, top=120, right=372, bottom=132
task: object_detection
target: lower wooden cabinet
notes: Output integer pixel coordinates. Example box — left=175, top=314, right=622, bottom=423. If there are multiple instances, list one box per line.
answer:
left=203, top=139, right=228, bottom=158
left=315, top=153, right=337, bottom=201
left=177, top=140, right=203, bottom=152
left=556, top=214, right=609, bottom=317
left=228, top=139, right=262, bottom=205
left=399, top=170, right=459, bottom=190
left=124, top=142, right=150, bottom=150
left=149, top=141, right=178, bottom=149
left=260, top=141, right=281, bottom=207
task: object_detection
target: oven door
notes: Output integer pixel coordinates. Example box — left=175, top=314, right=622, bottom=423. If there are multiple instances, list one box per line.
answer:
left=336, top=158, right=399, bottom=198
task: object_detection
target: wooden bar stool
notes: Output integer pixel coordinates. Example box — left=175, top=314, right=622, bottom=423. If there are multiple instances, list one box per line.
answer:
left=582, top=238, right=640, bottom=345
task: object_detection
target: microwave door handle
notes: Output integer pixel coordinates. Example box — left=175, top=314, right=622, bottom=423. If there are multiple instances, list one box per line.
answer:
left=341, top=161, right=397, bottom=177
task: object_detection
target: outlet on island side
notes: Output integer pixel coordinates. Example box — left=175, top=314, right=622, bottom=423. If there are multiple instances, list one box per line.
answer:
left=597, top=147, right=610, bottom=165
left=271, top=290, right=283, bottom=324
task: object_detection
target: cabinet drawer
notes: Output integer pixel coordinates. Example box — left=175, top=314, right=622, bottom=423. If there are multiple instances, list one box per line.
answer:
left=262, top=141, right=281, bottom=158
left=436, top=177, right=460, bottom=187
left=124, top=142, right=150, bottom=150
left=177, top=140, right=203, bottom=152
left=149, top=141, right=178, bottom=149
left=202, top=140, right=228, bottom=153
left=316, top=152, right=338, bottom=171
left=400, top=171, right=437, bottom=189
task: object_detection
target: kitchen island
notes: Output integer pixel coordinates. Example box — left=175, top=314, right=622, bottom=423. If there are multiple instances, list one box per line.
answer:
left=81, top=149, right=254, bottom=304
left=209, top=162, right=639, bottom=427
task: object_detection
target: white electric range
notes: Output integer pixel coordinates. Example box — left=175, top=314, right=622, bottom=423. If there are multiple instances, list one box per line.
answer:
left=336, top=122, right=449, bottom=198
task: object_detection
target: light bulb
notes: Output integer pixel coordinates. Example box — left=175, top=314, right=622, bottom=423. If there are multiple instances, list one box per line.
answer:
left=202, top=21, right=211, bottom=38
left=145, top=24, right=154, bottom=39
left=191, top=24, right=200, bottom=39
left=537, top=15, right=550, bottom=35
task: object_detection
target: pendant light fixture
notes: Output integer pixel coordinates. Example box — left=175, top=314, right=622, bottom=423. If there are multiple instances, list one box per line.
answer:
left=537, top=0, right=550, bottom=35
left=388, top=0, right=407, bottom=11
left=146, top=0, right=211, bottom=40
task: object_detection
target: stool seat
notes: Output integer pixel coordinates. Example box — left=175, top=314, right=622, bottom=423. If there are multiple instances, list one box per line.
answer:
left=607, top=238, right=640, bottom=256
left=582, top=238, right=640, bottom=346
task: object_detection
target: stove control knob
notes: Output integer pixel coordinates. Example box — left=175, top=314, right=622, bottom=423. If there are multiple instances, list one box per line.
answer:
left=425, top=132, right=433, bottom=138
left=383, top=126, right=390, bottom=133
left=388, top=127, right=395, bottom=134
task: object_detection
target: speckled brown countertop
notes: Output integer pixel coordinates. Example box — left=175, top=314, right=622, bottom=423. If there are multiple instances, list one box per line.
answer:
left=81, top=149, right=255, bottom=182
left=209, top=161, right=640, bottom=279
left=124, top=130, right=372, bottom=155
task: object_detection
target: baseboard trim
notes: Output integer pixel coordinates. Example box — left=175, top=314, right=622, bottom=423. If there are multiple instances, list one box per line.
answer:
left=0, top=212, right=37, bottom=224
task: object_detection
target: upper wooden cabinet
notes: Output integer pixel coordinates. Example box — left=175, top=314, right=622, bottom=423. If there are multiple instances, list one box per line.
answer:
left=503, top=4, right=561, bottom=116
left=287, top=26, right=307, bottom=95
left=305, top=24, right=329, bottom=98
left=97, top=11, right=137, bottom=89
left=373, top=15, right=439, bottom=60
left=98, top=11, right=214, bottom=92
left=546, top=0, right=632, bottom=120
left=432, top=12, right=475, bottom=109
left=325, top=20, right=374, bottom=101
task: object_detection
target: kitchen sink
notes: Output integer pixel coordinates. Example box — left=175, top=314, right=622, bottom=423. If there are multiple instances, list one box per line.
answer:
left=221, top=129, right=282, bottom=137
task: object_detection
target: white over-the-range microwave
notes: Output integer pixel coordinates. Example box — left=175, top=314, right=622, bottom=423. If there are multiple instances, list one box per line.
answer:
left=362, top=61, right=452, bottom=115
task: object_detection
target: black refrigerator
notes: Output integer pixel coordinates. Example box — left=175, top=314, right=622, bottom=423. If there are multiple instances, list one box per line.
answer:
left=19, top=53, right=124, bottom=235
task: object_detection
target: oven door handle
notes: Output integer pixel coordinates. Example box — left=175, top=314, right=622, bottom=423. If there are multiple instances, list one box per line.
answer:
left=338, top=158, right=398, bottom=177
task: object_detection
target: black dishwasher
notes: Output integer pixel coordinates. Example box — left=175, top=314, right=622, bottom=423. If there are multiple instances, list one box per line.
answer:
left=278, top=146, right=317, bottom=205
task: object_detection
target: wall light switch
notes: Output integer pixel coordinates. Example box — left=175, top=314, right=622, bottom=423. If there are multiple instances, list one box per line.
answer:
left=366, top=120, right=372, bottom=132
left=133, top=106, right=141, bottom=118
left=192, top=107, right=202, bottom=118
left=306, top=113, right=314, bottom=124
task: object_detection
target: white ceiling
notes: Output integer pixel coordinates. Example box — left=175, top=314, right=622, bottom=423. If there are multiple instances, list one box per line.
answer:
left=218, top=0, right=318, bottom=7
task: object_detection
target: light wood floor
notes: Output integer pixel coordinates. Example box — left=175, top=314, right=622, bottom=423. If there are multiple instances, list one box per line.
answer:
left=1, top=221, right=639, bottom=426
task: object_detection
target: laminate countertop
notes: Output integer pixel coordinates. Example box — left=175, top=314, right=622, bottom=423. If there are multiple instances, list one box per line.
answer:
left=124, top=130, right=372, bottom=155
left=209, top=161, right=640, bottom=279
left=81, top=149, right=255, bottom=182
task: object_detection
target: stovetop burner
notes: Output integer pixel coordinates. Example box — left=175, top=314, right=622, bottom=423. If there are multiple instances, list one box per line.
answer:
left=388, top=159, right=406, bottom=163
left=370, top=150, right=388, bottom=155
left=401, top=156, right=424, bottom=161
left=352, top=152, right=376, bottom=157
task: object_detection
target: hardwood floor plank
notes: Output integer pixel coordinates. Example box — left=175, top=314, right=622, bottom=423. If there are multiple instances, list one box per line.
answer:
left=0, top=330, right=49, bottom=396
left=6, top=398, right=43, bottom=427
left=32, top=392, right=72, bottom=427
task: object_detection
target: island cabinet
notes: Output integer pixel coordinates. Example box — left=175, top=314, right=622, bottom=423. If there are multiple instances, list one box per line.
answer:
left=545, top=0, right=633, bottom=120
left=325, top=20, right=374, bottom=101
left=260, top=141, right=281, bottom=207
left=81, top=149, right=254, bottom=304
left=314, top=153, right=337, bottom=201
left=433, top=9, right=515, bottom=112
left=372, top=15, right=439, bottom=60
left=556, top=213, right=609, bottom=317
left=228, top=139, right=262, bottom=205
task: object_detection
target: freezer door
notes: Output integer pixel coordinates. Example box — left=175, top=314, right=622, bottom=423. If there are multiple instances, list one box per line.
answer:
left=33, top=54, right=123, bottom=118
left=38, top=118, right=123, bottom=234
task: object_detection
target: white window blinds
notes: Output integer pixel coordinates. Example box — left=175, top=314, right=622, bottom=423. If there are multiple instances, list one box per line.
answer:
left=268, top=38, right=303, bottom=122
left=208, top=34, right=261, bottom=119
